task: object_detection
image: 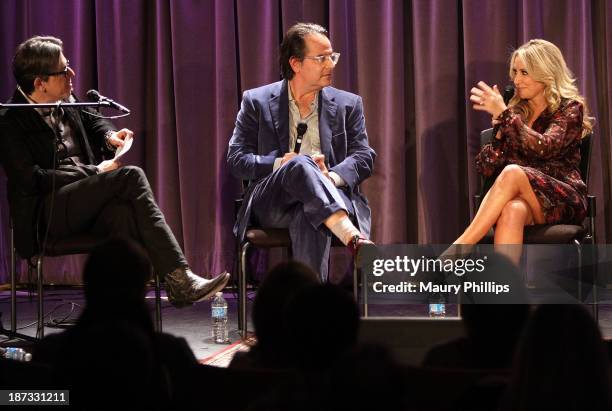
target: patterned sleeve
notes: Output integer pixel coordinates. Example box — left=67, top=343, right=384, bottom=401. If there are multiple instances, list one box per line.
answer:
left=497, top=100, right=583, bottom=160
left=475, top=136, right=507, bottom=177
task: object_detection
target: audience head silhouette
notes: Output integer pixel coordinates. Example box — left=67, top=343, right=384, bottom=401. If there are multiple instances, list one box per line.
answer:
left=459, top=303, right=530, bottom=368
left=249, top=260, right=319, bottom=368
left=502, top=304, right=612, bottom=411
left=83, top=237, right=152, bottom=310
left=286, top=283, right=359, bottom=371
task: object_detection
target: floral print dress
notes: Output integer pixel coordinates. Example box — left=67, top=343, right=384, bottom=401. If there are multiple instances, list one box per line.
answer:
left=476, top=99, right=587, bottom=224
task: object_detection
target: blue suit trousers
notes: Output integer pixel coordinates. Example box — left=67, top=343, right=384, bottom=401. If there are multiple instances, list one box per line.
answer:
left=249, top=156, right=354, bottom=281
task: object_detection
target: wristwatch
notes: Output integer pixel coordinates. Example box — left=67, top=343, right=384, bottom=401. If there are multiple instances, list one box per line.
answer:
left=103, top=130, right=116, bottom=151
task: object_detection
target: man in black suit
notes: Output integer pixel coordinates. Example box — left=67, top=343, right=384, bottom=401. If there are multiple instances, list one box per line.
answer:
left=0, top=36, right=228, bottom=306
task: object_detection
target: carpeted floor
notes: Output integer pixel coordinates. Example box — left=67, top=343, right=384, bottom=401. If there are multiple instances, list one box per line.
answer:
left=200, top=340, right=251, bottom=367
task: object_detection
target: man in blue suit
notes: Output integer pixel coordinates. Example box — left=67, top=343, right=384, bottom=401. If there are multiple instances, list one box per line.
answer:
left=228, top=23, right=376, bottom=281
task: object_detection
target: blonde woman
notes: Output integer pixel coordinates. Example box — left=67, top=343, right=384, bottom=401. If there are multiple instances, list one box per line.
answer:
left=454, top=39, right=592, bottom=264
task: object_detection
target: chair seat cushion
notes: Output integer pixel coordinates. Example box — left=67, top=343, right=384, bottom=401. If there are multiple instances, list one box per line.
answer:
left=44, top=234, right=106, bottom=256
left=524, top=224, right=585, bottom=244
left=244, top=228, right=348, bottom=249
left=245, top=228, right=291, bottom=248
left=481, top=224, right=585, bottom=244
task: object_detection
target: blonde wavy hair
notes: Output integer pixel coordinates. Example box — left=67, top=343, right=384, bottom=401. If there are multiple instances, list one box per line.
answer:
left=508, top=39, right=593, bottom=137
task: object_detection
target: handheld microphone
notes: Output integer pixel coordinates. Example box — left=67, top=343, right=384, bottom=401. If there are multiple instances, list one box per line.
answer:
left=502, top=84, right=515, bottom=105
left=294, top=122, right=308, bottom=153
left=86, top=90, right=131, bottom=114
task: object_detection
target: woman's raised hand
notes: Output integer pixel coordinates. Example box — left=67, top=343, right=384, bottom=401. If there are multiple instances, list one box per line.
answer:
left=470, top=81, right=506, bottom=119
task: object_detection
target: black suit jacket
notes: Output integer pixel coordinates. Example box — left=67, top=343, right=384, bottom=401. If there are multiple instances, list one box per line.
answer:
left=0, top=89, right=116, bottom=257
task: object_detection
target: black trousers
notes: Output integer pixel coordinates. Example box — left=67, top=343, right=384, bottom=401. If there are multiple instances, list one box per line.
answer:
left=42, top=165, right=187, bottom=276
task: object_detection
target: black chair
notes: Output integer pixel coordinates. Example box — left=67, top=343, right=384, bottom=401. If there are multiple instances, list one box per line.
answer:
left=5, top=224, right=163, bottom=340
left=235, top=196, right=361, bottom=339
left=474, top=130, right=597, bottom=312
left=474, top=130, right=595, bottom=246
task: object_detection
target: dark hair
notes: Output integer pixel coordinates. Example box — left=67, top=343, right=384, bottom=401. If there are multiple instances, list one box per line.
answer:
left=286, top=283, right=360, bottom=370
left=83, top=238, right=152, bottom=308
left=13, top=36, right=63, bottom=94
left=252, top=261, right=319, bottom=365
left=501, top=304, right=612, bottom=411
left=279, top=22, right=328, bottom=80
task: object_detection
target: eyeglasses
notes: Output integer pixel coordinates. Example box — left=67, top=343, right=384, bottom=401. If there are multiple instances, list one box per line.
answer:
left=45, top=61, right=71, bottom=77
left=302, top=52, right=341, bottom=65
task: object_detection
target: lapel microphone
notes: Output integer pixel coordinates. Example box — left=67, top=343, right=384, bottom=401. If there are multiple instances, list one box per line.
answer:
left=294, top=122, right=308, bottom=153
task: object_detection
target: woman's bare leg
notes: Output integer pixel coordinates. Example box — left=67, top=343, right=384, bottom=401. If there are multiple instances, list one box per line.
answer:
left=455, top=164, right=545, bottom=245
left=494, top=198, right=534, bottom=265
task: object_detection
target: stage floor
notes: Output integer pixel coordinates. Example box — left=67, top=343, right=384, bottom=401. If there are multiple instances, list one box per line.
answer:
left=2, top=288, right=612, bottom=362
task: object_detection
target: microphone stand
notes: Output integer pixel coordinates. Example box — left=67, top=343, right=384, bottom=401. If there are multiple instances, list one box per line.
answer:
left=0, top=101, right=113, bottom=110
left=0, top=99, right=116, bottom=342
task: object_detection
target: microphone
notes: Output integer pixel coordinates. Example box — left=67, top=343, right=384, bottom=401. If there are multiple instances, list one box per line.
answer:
left=86, top=90, right=131, bottom=114
left=502, top=84, right=515, bottom=105
left=492, top=84, right=515, bottom=139
left=293, top=122, right=308, bottom=153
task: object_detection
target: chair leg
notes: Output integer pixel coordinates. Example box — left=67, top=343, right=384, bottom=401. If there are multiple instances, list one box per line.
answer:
left=353, top=256, right=368, bottom=317
left=590, top=242, right=598, bottom=321
left=352, top=258, right=358, bottom=301
left=27, top=264, right=34, bottom=302
left=36, top=255, right=44, bottom=339
left=10, top=227, right=17, bottom=334
left=239, top=242, right=250, bottom=339
left=575, top=240, right=582, bottom=303
left=154, top=272, right=163, bottom=332
left=1, top=224, right=40, bottom=342
left=591, top=230, right=598, bottom=321
left=586, top=205, right=598, bottom=320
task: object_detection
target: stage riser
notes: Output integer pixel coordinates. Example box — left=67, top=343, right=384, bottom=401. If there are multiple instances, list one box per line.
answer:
left=358, top=317, right=465, bottom=365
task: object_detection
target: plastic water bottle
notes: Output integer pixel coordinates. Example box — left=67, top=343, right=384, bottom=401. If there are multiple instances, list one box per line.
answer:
left=429, top=292, right=446, bottom=318
left=429, top=303, right=446, bottom=318
left=1, top=347, right=32, bottom=361
left=211, top=292, right=229, bottom=344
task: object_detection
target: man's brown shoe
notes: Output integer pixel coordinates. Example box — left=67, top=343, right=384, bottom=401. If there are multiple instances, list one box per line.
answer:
left=165, top=268, right=230, bottom=308
left=347, top=234, right=375, bottom=257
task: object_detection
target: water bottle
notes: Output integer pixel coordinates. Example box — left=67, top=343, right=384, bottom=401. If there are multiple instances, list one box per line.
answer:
left=428, top=293, right=446, bottom=318
left=1, top=347, right=32, bottom=361
left=211, top=292, right=229, bottom=344
left=429, top=303, right=446, bottom=318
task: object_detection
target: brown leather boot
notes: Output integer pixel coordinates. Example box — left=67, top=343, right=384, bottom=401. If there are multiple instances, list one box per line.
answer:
left=165, top=268, right=230, bottom=308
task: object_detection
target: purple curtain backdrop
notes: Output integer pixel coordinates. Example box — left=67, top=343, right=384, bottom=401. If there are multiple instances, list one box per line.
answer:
left=0, top=0, right=610, bottom=283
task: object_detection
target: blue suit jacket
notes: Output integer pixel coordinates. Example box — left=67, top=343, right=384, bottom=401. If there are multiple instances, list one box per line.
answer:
left=227, top=80, right=376, bottom=240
